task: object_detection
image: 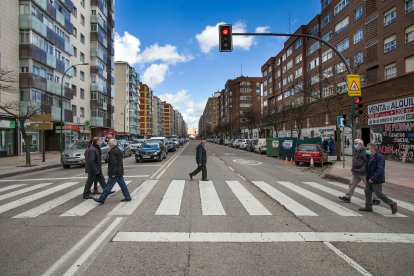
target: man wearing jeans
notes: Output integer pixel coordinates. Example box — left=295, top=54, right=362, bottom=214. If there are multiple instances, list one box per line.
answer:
left=94, top=138, right=131, bottom=204
left=339, top=139, right=379, bottom=205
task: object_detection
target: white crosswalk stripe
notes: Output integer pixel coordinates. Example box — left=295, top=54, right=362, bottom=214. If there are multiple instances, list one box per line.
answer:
left=226, top=181, right=271, bottom=216
left=0, top=183, right=53, bottom=201
left=155, top=180, right=185, bottom=215
left=199, top=180, right=226, bottom=215
left=0, top=184, right=27, bottom=193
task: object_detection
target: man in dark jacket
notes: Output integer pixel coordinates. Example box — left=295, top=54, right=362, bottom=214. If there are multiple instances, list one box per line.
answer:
left=84, top=140, right=99, bottom=194
left=359, top=143, right=397, bottom=214
left=339, top=139, right=379, bottom=204
left=83, top=137, right=108, bottom=199
left=189, top=140, right=208, bottom=181
left=94, top=138, right=131, bottom=204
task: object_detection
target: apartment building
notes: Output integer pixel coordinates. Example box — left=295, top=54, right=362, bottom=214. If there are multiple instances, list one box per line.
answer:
left=162, top=101, right=173, bottom=136
left=199, top=92, right=220, bottom=137
left=139, top=83, right=153, bottom=138
left=114, top=61, right=140, bottom=138
left=151, top=95, right=164, bottom=136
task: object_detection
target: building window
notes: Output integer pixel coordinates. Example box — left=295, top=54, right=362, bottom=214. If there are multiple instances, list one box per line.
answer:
left=310, top=25, right=319, bottom=36
left=335, top=62, right=347, bottom=74
left=321, top=0, right=331, bottom=10
left=81, top=14, right=85, bottom=26
left=72, top=105, right=77, bottom=116
left=73, top=27, right=77, bottom=38
left=335, top=16, right=349, bottom=34
left=322, top=49, right=332, bottom=63
left=80, top=34, right=85, bottom=44
left=295, top=54, right=302, bottom=64
left=354, top=5, right=363, bottom=21
left=72, top=85, right=77, bottom=96
left=321, top=13, right=332, bottom=28
left=80, top=71, right=85, bottom=81
left=80, top=107, right=85, bottom=118
left=384, top=35, right=397, bottom=53
left=73, top=67, right=77, bottom=77
left=407, top=0, right=414, bottom=13
left=308, top=57, right=320, bottom=70
left=286, top=60, right=293, bottom=70
left=384, top=7, right=397, bottom=27
left=405, top=25, right=414, bottom=43
left=406, top=55, right=414, bottom=73
left=336, top=38, right=350, bottom=52
left=322, top=31, right=333, bottom=42
left=336, top=82, right=347, bottom=94
left=322, top=67, right=333, bottom=79
left=19, top=30, right=30, bottom=44
left=73, top=6, right=77, bottom=17
left=354, top=51, right=364, bottom=66
left=307, top=42, right=320, bottom=56
left=20, top=67, right=29, bottom=73
left=295, top=68, right=303, bottom=78
left=295, top=39, right=302, bottom=49
left=80, top=52, right=85, bottom=62
left=384, top=63, right=397, bottom=79
left=80, top=0, right=85, bottom=8
left=354, top=29, right=363, bottom=44
left=334, top=0, right=349, bottom=15
left=91, top=23, right=98, bottom=32
left=287, top=47, right=293, bottom=57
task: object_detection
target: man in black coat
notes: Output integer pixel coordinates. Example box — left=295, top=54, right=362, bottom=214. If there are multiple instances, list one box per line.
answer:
left=83, top=137, right=108, bottom=199
left=189, top=140, right=208, bottom=181
left=94, top=138, right=131, bottom=204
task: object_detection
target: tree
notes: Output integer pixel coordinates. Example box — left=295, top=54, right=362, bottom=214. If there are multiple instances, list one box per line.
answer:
left=283, top=99, right=309, bottom=139
left=241, top=109, right=258, bottom=139
left=265, top=103, right=286, bottom=138
left=0, top=67, right=41, bottom=166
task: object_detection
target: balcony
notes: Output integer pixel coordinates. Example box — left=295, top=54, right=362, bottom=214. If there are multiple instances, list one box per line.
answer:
left=51, top=107, right=71, bottom=122
left=19, top=73, right=47, bottom=91
left=19, top=15, right=47, bottom=37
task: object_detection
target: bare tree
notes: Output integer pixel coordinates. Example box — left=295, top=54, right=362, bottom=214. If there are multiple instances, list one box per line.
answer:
left=265, top=103, right=286, bottom=138
left=241, top=109, right=258, bottom=139
left=283, top=99, right=310, bottom=139
left=0, top=67, right=41, bottom=166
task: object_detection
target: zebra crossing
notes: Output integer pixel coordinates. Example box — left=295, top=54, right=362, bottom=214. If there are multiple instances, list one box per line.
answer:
left=0, top=178, right=413, bottom=219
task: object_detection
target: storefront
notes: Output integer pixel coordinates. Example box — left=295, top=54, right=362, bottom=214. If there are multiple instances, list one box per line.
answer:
left=0, top=118, right=17, bottom=157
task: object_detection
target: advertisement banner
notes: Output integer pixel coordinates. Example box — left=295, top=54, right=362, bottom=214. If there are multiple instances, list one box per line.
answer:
left=368, top=96, right=414, bottom=125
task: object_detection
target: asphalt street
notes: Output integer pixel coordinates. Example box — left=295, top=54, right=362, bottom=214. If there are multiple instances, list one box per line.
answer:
left=0, top=140, right=413, bottom=275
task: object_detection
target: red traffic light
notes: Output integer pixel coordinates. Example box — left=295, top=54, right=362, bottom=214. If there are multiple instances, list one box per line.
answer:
left=222, top=28, right=229, bottom=35
left=354, top=97, right=362, bottom=104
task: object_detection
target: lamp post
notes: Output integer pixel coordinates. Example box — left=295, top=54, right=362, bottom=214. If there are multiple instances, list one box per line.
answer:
left=123, top=101, right=128, bottom=139
left=60, top=63, right=89, bottom=153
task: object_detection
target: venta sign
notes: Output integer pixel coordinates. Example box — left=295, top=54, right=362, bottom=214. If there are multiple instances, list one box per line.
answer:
left=368, top=96, right=414, bottom=125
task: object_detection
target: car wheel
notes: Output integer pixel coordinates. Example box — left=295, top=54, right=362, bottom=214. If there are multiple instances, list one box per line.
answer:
left=295, top=161, right=300, bottom=166
left=62, top=164, right=70, bottom=169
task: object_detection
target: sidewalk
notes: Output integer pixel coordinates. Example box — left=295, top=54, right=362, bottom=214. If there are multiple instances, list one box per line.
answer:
left=324, top=155, right=414, bottom=203
left=0, top=151, right=61, bottom=179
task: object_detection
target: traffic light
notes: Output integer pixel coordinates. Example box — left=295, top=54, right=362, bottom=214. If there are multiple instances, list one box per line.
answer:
left=219, top=24, right=232, bottom=52
left=353, top=97, right=363, bottom=117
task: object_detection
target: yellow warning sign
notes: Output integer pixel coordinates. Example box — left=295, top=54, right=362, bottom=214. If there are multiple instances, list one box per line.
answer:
left=347, top=74, right=361, bottom=96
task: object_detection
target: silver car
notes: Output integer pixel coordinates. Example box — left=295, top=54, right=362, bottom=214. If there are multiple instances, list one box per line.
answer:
left=61, top=139, right=109, bottom=169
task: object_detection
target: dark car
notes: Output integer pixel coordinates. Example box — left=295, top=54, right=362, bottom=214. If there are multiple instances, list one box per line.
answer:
left=167, top=140, right=177, bottom=152
left=135, top=141, right=166, bottom=162
left=294, top=144, right=328, bottom=166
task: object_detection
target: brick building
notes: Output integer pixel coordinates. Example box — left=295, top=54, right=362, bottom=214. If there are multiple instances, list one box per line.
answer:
left=139, top=83, right=153, bottom=138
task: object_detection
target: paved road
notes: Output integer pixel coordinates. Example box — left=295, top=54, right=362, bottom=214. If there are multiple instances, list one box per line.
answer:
left=0, top=141, right=413, bottom=275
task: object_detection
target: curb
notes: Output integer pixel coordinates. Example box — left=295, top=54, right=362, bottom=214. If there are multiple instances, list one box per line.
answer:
left=0, top=163, right=61, bottom=179
left=323, top=172, right=350, bottom=184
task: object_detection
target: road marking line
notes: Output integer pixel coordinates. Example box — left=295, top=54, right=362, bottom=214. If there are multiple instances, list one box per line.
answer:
left=199, top=180, right=226, bottom=215
left=324, top=242, right=372, bottom=276
left=278, top=181, right=361, bottom=217
left=124, top=165, right=162, bottom=167
left=13, top=187, right=84, bottom=218
left=112, top=232, right=414, bottom=243
left=108, top=180, right=158, bottom=216
left=155, top=180, right=185, bottom=215
left=0, top=176, right=149, bottom=182
left=252, top=181, right=317, bottom=216
left=42, top=217, right=112, bottom=276
left=0, top=184, right=27, bottom=193
left=62, top=217, right=123, bottom=276
left=228, top=166, right=235, bottom=171
left=0, top=183, right=53, bottom=201
left=226, top=181, right=271, bottom=216
left=328, top=181, right=414, bottom=213
left=303, top=182, right=407, bottom=218
left=0, top=182, right=78, bottom=215
left=237, top=173, right=247, bottom=181
left=61, top=181, right=132, bottom=217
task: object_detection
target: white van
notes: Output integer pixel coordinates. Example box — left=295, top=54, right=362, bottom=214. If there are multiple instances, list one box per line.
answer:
left=254, top=138, right=267, bottom=154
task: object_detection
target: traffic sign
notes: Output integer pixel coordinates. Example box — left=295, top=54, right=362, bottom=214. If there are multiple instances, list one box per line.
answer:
left=29, top=122, right=53, bottom=130
left=337, top=116, right=345, bottom=128
left=347, top=75, right=361, bottom=96
left=30, top=114, right=53, bottom=122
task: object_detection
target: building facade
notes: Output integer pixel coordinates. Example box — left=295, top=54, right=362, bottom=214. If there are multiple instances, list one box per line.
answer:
left=162, top=101, right=173, bottom=136
left=151, top=95, right=164, bottom=136
left=139, top=83, right=153, bottom=138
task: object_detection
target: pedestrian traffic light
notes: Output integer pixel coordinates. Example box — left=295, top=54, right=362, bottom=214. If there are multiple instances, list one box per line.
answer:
left=353, top=97, right=363, bottom=117
left=219, top=24, right=232, bottom=52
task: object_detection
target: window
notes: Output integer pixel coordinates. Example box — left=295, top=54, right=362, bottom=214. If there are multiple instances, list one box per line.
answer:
left=354, top=5, right=363, bottom=21
left=354, top=29, right=363, bottom=44
left=80, top=34, right=85, bottom=44
left=92, top=9, right=96, bottom=15
left=384, top=8, right=397, bottom=27
left=80, top=107, right=85, bottom=118
left=277, top=95, right=283, bottom=101
left=335, top=16, right=349, bottom=34
left=310, top=25, right=319, bottom=36
left=80, top=0, right=85, bottom=8
left=73, top=27, right=77, bottom=38
left=287, top=47, right=293, bottom=57
left=80, top=71, right=85, bottom=81
left=295, top=39, right=302, bottom=49
left=321, top=0, right=331, bottom=10
left=80, top=88, right=85, bottom=99
left=73, top=47, right=77, bottom=58
left=81, top=14, right=85, bottom=26
left=73, top=67, right=77, bottom=76
left=334, top=0, right=349, bottom=15
left=73, top=6, right=77, bottom=17
left=336, top=82, right=347, bottom=94
left=295, top=54, right=302, bottom=64
left=20, top=67, right=29, bottom=73
left=275, top=70, right=281, bottom=78
left=406, top=55, right=414, bottom=73
left=287, top=60, right=293, bottom=70
left=407, top=0, right=414, bottom=13
left=307, top=42, right=320, bottom=56
left=310, top=74, right=320, bottom=85
left=72, top=85, right=77, bottom=96
left=406, top=25, right=414, bottom=43
left=295, top=68, right=303, bottom=78
left=91, top=23, right=98, bottom=32
left=322, top=49, right=332, bottom=63
left=80, top=52, right=85, bottom=62
left=321, top=13, right=332, bottom=28
left=384, top=35, right=397, bottom=53
left=354, top=51, right=364, bottom=66
left=72, top=105, right=77, bottom=116
left=19, top=30, right=30, bottom=44
left=335, top=62, right=346, bottom=73
left=19, top=3, right=30, bottom=14
left=282, top=54, right=286, bottom=62
left=322, top=85, right=334, bottom=98
left=336, top=38, right=350, bottom=52
left=384, top=63, right=397, bottom=79
left=308, top=57, right=320, bottom=70
left=322, top=31, right=333, bottom=42
left=322, top=67, right=333, bottom=78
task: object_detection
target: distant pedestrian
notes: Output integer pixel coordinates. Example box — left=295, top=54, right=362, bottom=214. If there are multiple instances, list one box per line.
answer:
left=94, top=138, right=131, bottom=204
left=328, top=136, right=335, bottom=156
left=339, top=139, right=379, bottom=205
left=84, top=139, right=99, bottom=195
left=189, top=140, right=208, bottom=181
left=82, top=137, right=109, bottom=199
left=359, top=143, right=397, bottom=214
left=322, top=138, right=329, bottom=152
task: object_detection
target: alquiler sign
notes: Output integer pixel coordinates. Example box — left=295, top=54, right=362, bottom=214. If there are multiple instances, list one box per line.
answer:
left=368, top=96, right=414, bottom=125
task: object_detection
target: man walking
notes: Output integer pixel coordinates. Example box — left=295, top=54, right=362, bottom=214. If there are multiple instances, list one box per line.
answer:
left=84, top=139, right=99, bottom=195
left=94, top=138, right=131, bottom=204
left=359, top=143, right=397, bottom=214
left=328, top=136, right=335, bottom=156
left=189, top=139, right=208, bottom=181
left=339, top=139, right=380, bottom=205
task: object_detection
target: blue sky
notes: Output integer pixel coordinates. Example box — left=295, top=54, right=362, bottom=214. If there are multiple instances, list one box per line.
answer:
left=114, top=0, right=321, bottom=129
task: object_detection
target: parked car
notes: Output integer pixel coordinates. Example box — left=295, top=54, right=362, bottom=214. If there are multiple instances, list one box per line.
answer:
left=118, top=140, right=132, bottom=157
left=254, top=138, right=267, bottom=154
left=61, top=138, right=109, bottom=169
left=245, top=139, right=255, bottom=152
left=294, top=144, right=328, bottom=166
left=239, top=139, right=251, bottom=150
left=223, top=139, right=230, bottom=146
left=167, top=140, right=177, bottom=152
left=232, top=139, right=242, bottom=148
left=135, top=141, right=166, bottom=162
left=130, top=139, right=146, bottom=153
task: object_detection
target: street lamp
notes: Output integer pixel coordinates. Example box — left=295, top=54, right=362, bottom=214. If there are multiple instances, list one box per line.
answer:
left=60, top=63, right=89, bottom=153
left=123, top=101, right=128, bottom=139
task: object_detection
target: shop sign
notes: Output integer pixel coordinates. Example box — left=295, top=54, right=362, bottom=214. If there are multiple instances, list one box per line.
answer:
left=368, top=96, right=414, bottom=125
left=0, top=119, right=15, bottom=129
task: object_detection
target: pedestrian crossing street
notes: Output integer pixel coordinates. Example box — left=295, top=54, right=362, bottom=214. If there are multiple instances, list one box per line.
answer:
left=0, top=178, right=413, bottom=219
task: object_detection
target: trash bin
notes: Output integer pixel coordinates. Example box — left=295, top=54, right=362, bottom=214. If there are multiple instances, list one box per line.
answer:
left=278, top=138, right=297, bottom=160
left=267, top=138, right=280, bottom=157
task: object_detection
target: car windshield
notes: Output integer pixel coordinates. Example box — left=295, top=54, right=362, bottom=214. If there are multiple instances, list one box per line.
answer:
left=298, top=145, right=318, bottom=152
left=132, top=139, right=144, bottom=144
left=67, top=141, right=89, bottom=150
left=142, top=143, right=160, bottom=148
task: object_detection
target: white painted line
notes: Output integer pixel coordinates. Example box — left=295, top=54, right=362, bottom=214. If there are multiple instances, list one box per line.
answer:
left=252, top=181, right=317, bottom=216
left=324, top=242, right=372, bottom=276
left=63, top=217, right=123, bottom=276
left=13, top=187, right=84, bottom=218
left=0, top=182, right=78, bottom=215
left=0, top=184, right=27, bottom=193
left=155, top=180, right=185, bottom=215
left=303, top=182, right=407, bottom=218
left=0, top=176, right=148, bottom=182
left=278, top=181, right=361, bottom=217
left=108, top=180, right=158, bottom=216
left=113, top=232, right=414, bottom=243
left=228, top=166, right=235, bottom=171
left=199, top=180, right=226, bottom=215
left=124, top=165, right=162, bottom=167
left=61, top=181, right=132, bottom=217
left=328, top=181, right=414, bottom=213
left=42, top=217, right=112, bottom=276
left=124, top=175, right=150, bottom=178
left=226, top=181, right=271, bottom=216
left=156, top=169, right=166, bottom=179
left=0, top=183, right=53, bottom=201
left=237, top=174, right=247, bottom=181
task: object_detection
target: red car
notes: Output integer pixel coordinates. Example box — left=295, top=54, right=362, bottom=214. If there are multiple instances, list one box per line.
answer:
left=294, top=144, right=328, bottom=166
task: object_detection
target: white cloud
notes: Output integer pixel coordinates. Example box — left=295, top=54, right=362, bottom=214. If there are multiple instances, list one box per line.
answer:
left=137, top=44, right=193, bottom=65
left=255, top=26, right=271, bottom=33
left=114, top=31, right=141, bottom=65
left=142, top=64, right=169, bottom=88
left=158, top=89, right=206, bottom=129
left=195, top=21, right=226, bottom=54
